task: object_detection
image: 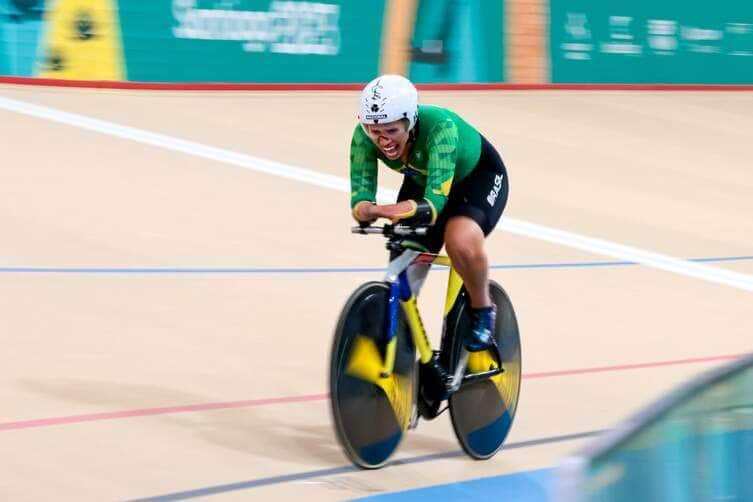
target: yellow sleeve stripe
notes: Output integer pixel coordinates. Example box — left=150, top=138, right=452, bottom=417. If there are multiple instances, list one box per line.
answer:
left=392, top=200, right=418, bottom=220
left=424, top=198, right=437, bottom=225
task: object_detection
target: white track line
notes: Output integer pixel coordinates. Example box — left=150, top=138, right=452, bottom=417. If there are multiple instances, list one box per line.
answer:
left=2, top=95, right=752, bottom=292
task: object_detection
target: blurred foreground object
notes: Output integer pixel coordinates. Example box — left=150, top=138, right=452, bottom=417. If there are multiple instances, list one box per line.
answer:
left=557, top=353, right=753, bottom=501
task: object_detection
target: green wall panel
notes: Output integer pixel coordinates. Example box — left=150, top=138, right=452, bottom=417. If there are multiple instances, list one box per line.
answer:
left=118, top=0, right=385, bottom=83
left=551, top=0, right=753, bottom=83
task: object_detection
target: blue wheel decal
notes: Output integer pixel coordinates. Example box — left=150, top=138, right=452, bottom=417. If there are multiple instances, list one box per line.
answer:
left=467, top=409, right=513, bottom=456
left=359, top=431, right=403, bottom=466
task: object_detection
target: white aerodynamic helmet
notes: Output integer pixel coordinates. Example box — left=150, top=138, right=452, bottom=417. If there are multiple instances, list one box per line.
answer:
left=358, top=74, right=419, bottom=131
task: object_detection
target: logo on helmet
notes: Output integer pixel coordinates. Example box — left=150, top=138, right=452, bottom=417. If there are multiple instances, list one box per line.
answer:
left=370, top=104, right=380, bottom=112
left=371, top=79, right=383, bottom=99
left=364, top=114, right=388, bottom=122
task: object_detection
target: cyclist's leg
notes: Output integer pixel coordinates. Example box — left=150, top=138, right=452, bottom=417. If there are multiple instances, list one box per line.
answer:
left=442, top=135, right=509, bottom=350
left=445, top=217, right=490, bottom=308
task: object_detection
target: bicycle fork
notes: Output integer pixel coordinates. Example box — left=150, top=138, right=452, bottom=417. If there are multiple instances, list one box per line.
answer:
left=379, top=274, right=430, bottom=378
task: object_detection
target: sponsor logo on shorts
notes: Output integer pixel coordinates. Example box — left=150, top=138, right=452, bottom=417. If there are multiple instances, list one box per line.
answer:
left=487, top=174, right=504, bottom=206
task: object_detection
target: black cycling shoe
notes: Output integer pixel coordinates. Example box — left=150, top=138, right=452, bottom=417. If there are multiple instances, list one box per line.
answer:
left=466, top=305, right=497, bottom=352
left=416, top=392, right=442, bottom=420
left=419, top=352, right=453, bottom=404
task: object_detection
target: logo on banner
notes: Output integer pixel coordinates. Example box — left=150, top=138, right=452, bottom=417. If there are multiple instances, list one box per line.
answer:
left=75, top=11, right=96, bottom=40
left=562, top=12, right=593, bottom=60
left=172, top=0, right=341, bottom=55
left=37, top=0, right=124, bottom=80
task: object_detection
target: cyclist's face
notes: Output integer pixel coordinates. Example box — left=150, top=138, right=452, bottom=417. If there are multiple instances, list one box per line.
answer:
left=366, top=121, right=410, bottom=160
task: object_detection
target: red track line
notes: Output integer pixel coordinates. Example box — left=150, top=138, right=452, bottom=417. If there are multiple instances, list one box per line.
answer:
left=0, top=353, right=745, bottom=432
left=523, top=353, right=744, bottom=379
left=0, top=393, right=328, bottom=431
left=2, top=76, right=753, bottom=92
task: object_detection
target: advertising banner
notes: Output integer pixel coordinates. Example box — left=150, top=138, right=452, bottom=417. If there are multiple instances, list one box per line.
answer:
left=550, top=0, right=753, bottom=84
left=36, top=0, right=125, bottom=80
left=0, top=0, right=45, bottom=77
left=1, top=0, right=507, bottom=84
left=119, top=0, right=385, bottom=83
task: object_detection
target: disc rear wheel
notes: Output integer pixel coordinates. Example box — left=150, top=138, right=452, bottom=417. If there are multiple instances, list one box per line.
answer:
left=447, top=281, right=522, bottom=459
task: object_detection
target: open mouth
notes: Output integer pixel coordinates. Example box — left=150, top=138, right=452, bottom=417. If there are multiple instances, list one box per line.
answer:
left=383, top=144, right=399, bottom=157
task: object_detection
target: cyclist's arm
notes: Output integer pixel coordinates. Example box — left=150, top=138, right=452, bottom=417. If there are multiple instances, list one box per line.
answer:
left=357, top=199, right=432, bottom=224
left=350, top=126, right=378, bottom=221
left=421, top=119, right=458, bottom=223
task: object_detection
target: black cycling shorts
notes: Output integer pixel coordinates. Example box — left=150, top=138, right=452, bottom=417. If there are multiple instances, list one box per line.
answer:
left=397, top=135, right=509, bottom=253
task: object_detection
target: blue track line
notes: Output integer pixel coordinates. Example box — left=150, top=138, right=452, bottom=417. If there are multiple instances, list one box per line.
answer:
left=354, top=467, right=554, bottom=502
left=128, top=430, right=604, bottom=501
left=0, top=256, right=751, bottom=275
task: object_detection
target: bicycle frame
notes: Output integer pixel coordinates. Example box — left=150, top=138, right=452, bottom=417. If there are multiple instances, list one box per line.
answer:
left=379, top=249, right=464, bottom=378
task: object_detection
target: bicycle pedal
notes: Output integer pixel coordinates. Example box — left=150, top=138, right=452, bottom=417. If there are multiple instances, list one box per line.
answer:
left=449, top=348, right=469, bottom=392
left=409, top=404, right=420, bottom=429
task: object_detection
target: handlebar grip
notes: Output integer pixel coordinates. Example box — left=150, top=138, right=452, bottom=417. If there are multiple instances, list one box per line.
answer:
left=393, top=225, right=429, bottom=236
left=351, top=226, right=384, bottom=234
left=351, top=225, right=428, bottom=236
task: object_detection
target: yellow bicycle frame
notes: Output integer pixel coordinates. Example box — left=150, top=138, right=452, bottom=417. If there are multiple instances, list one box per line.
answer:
left=381, top=254, right=464, bottom=375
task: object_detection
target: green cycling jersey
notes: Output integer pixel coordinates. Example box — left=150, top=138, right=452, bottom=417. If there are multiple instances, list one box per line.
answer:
left=350, top=104, right=482, bottom=223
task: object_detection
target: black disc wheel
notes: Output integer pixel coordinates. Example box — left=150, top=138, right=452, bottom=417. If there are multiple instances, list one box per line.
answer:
left=447, top=280, right=522, bottom=460
left=329, top=281, right=417, bottom=468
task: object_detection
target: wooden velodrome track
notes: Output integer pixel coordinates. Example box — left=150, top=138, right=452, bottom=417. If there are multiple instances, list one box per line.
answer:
left=1, top=84, right=752, bottom=501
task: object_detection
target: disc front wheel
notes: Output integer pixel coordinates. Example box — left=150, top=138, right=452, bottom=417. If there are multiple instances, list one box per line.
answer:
left=329, top=281, right=416, bottom=469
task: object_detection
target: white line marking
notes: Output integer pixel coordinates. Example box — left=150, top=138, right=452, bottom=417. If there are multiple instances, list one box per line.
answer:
left=2, top=95, right=752, bottom=292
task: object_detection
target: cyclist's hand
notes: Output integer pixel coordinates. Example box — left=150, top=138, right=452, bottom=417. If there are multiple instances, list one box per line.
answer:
left=354, top=200, right=426, bottom=224
left=352, top=201, right=378, bottom=224
left=378, top=200, right=418, bottom=224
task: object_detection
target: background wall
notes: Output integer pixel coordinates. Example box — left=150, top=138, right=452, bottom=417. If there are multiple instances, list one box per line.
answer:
left=0, top=0, right=504, bottom=84
left=0, top=0, right=46, bottom=77
left=550, top=0, right=753, bottom=84
left=1, top=0, right=752, bottom=84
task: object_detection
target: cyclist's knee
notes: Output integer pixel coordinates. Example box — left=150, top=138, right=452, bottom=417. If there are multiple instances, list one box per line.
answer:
left=444, top=219, right=485, bottom=260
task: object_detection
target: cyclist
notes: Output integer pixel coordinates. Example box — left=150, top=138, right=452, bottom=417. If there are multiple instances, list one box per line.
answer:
left=350, top=74, right=509, bottom=359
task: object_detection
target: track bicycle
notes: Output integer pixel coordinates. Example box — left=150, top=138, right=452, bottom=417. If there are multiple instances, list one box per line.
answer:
left=329, top=224, right=522, bottom=469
